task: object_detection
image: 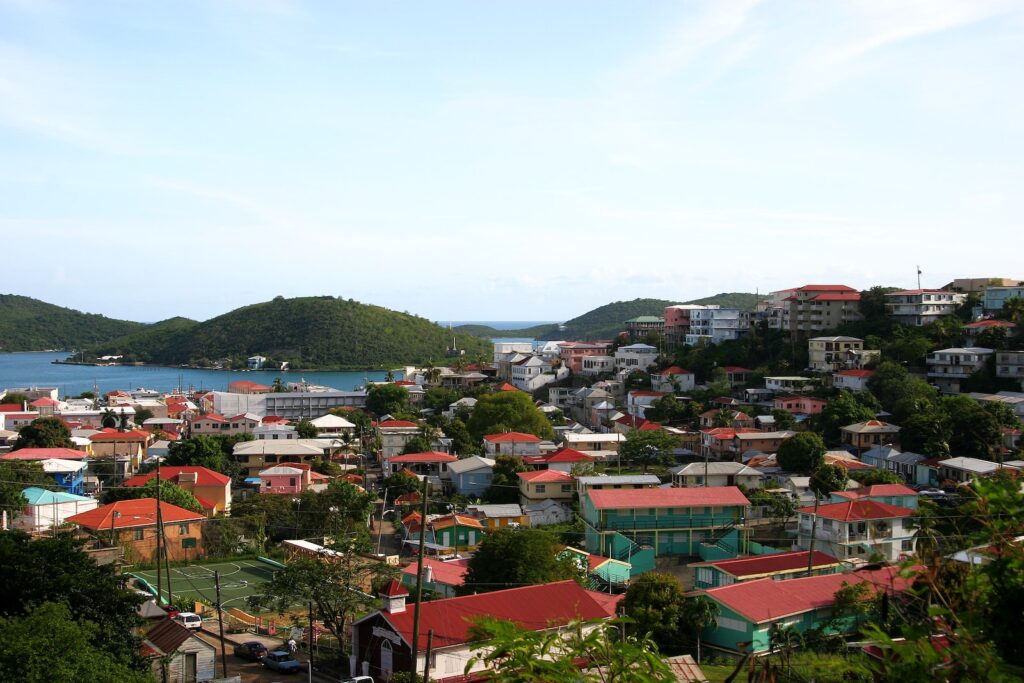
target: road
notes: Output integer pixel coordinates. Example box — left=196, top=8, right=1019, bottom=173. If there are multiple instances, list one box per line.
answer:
left=196, top=622, right=346, bottom=683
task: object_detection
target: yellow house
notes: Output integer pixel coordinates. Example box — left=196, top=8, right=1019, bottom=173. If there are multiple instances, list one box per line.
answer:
left=518, top=470, right=574, bottom=505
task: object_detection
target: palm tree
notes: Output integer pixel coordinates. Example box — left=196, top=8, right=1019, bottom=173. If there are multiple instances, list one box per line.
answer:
left=806, top=463, right=849, bottom=572
left=683, top=595, right=719, bottom=663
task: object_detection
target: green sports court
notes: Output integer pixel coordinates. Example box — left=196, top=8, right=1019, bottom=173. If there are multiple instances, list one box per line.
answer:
left=131, top=558, right=281, bottom=610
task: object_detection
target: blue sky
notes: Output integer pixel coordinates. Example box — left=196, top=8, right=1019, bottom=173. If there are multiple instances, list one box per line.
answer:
left=1, top=0, right=1022, bottom=323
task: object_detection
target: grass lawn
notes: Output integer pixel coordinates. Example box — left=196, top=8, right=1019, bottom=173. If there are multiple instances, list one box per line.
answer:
left=699, top=663, right=738, bottom=682
left=131, top=558, right=279, bottom=610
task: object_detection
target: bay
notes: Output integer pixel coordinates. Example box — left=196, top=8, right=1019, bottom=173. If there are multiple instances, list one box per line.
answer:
left=0, top=352, right=399, bottom=398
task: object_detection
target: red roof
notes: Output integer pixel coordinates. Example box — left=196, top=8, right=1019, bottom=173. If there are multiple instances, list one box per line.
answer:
left=123, top=466, right=231, bottom=488
left=797, top=284, right=858, bottom=292
left=518, top=469, right=573, bottom=483
left=261, top=415, right=290, bottom=424
left=703, top=566, right=909, bottom=624
left=701, top=550, right=839, bottom=579
left=378, top=420, right=419, bottom=429
left=66, top=498, right=205, bottom=530
left=389, top=452, right=458, bottom=463
left=377, top=580, right=616, bottom=648
left=195, top=413, right=226, bottom=423
left=835, top=369, right=874, bottom=378
left=723, top=366, right=753, bottom=373
left=0, top=447, right=87, bottom=461
left=0, top=403, right=25, bottom=412
left=638, top=421, right=663, bottom=431
left=543, top=447, right=593, bottom=463
left=401, top=558, right=470, bottom=587
left=588, top=486, right=749, bottom=510
left=483, top=432, right=542, bottom=443
left=834, top=484, right=917, bottom=500
left=29, top=397, right=59, bottom=407
left=381, top=578, right=409, bottom=597
left=964, top=319, right=1016, bottom=330
left=90, top=429, right=151, bottom=442
left=798, top=499, right=914, bottom=521
left=497, top=383, right=520, bottom=392
left=657, top=366, right=693, bottom=376
left=813, top=292, right=861, bottom=301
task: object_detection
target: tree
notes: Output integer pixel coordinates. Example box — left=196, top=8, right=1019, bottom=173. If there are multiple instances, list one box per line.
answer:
left=622, top=572, right=689, bottom=655
left=467, top=391, right=556, bottom=441
left=748, top=488, right=798, bottom=526
left=644, top=395, right=698, bottom=425
left=848, top=469, right=904, bottom=486
left=0, top=461, right=52, bottom=516
left=482, top=455, right=526, bottom=504
left=0, top=532, right=145, bottom=669
left=0, top=602, right=152, bottom=683
left=102, top=478, right=204, bottom=513
left=771, top=408, right=797, bottom=431
left=423, top=386, right=460, bottom=412
left=1, top=391, right=29, bottom=407
left=682, top=596, right=720, bottom=664
left=100, top=408, right=118, bottom=429
left=461, top=528, right=579, bottom=594
left=806, top=463, right=849, bottom=573
left=133, top=407, right=154, bottom=425
left=165, top=435, right=233, bottom=474
left=898, top=407, right=951, bottom=458
left=366, top=383, right=410, bottom=417
left=295, top=419, right=318, bottom=439
left=378, top=470, right=421, bottom=498
left=465, top=618, right=675, bottom=683
left=944, top=395, right=1002, bottom=461
left=252, top=547, right=396, bottom=651
left=619, top=429, right=679, bottom=473
left=776, top=432, right=826, bottom=475
left=12, top=416, right=73, bottom=450
left=813, top=390, right=876, bottom=443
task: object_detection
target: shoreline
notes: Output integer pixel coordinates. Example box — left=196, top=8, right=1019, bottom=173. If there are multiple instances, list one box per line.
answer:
left=50, top=358, right=406, bottom=373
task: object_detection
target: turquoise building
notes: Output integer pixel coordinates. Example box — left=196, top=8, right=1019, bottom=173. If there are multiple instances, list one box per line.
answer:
left=581, top=486, right=750, bottom=576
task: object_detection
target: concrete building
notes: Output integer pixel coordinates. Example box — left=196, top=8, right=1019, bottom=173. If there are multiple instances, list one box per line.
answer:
left=996, top=351, right=1024, bottom=388
left=807, top=336, right=864, bottom=372
left=669, top=462, right=762, bottom=489
left=625, top=316, right=665, bottom=339
left=983, top=285, right=1024, bottom=312
left=885, top=290, right=967, bottom=326
left=840, top=420, right=901, bottom=452
left=664, top=304, right=718, bottom=350
left=614, top=344, right=659, bottom=372
left=781, top=285, right=862, bottom=334
left=685, top=308, right=750, bottom=346
left=263, top=390, right=366, bottom=420
left=796, top=500, right=916, bottom=563
left=927, top=347, right=994, bottom=394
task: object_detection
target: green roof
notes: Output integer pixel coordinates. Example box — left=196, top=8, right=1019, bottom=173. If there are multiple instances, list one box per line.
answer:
left=625, top=316, right=664, bottom=323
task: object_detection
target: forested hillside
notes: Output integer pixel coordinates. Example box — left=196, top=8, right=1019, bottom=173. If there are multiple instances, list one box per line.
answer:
left=0, top=294, right=143, bottom=351
left=88, top=296, right=491, bottom=369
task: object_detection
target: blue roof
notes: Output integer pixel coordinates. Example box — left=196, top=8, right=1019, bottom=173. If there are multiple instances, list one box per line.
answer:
left=22, top=487, right=93, bottom=505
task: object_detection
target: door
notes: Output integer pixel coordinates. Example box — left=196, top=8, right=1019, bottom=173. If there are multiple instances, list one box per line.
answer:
left=380, top=640, right=393, bottom=679
left=183, top=653, right=198, bottom=683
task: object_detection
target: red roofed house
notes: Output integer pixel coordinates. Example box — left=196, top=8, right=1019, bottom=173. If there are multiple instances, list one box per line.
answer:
left=700, top=427, right=763, bottom=460
left=518, top=469, right=574, bottom=504
left=723, top=366, right=754, bottom=386
left=626, top=390, right=668, bottom=418
left=691, top=549, right=841, bottom=589
left=227, top=380, right=273, bottom=395
left=523, top=447, right=594, bottom=473
left=0, top=447, right=89, bottom=461
left=832, top=369, right=875, bottom=392
left=124, top=466, right=232, bottom=515
left=140, top=618, right=216, bottom=683
left=699, top=409, right=755, bottom=429
left=964, top=319, right=1016, bottom=346
left=797, top=499, right=917, bottom=563
left=651, top=366, right=696, bottom=393
left=89, top=429, right=152, bottom=479
left=383, top=451, right=457, bottom=478
left=482, top=431, right=542, bottom=457
left=65, top=498, right=206, bottom=563
left=377, top=420, right=421, bottom=458
left=399, top=557, right=470, bottom=597
left=258, top=463, right=330, bottom=495
left=783, top=285, right=863, bottom=333
left=581, top=487, right=751, bottom=574
left=28, top=397, right=60, bottom=416
left=772, top=395, right=828, bottom=416
left=829, top=484, right=918, bottom=510
left=350, top=580, right=619, bottom=681
left=698, top=565, right=912, bottom=655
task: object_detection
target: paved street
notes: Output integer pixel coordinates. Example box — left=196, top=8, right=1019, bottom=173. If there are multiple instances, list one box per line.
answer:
left=196, top=623, right=346, bottom=683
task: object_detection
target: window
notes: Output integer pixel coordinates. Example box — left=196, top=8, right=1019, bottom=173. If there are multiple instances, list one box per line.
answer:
left=696, top=567, right=713, bottom=584
left=181, top=537, right=197, bottom=549
left=536, top=484, right=546, bottom=493
left=289, top=478, right=297, bottom=487
left=133, top=529, right=144, bottom=541
left=561, top=484, right=571, bottom=493
left=716, top=615, right=746, bottom=631
left=178, top=523, right=190, bottom=534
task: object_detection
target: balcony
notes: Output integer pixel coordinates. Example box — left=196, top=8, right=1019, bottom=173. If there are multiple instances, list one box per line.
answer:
left=599, top=513, right=744, bottom=531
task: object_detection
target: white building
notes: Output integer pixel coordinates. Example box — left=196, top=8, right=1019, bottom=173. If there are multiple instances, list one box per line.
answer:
left=650, top=366, right=696, bottom=393
left=765, top=376, right=816, bottom=393
left=510, top=355, right=568, bottom=392
left=885, top=290, right=967, bottom=326
left=18, top=487, right=97, bottom=532
left=580, top=355, right=616, bottom=377
left=614, top=344, right=659, bottom=372
left=807, top=336, right=864, bottom=372
left=685, top=308, right=750, bottom=345
left=797, top=499, right=916, bottom=563
left=926, top=347, right=994, bottom=394
left=996, top=351, right=1024, bottom=389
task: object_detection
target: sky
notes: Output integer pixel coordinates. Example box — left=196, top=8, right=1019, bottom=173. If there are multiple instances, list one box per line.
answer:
left=1, top=0, right=1022, bottom=324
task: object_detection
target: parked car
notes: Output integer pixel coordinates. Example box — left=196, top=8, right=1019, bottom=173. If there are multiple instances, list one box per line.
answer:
left=173, top=612, right=203, bottom=630
left=341, top=677, right=374, bottom=683
left=233, top=641, right=269, bottom=661
left=261, top=650, right=302, bottom=674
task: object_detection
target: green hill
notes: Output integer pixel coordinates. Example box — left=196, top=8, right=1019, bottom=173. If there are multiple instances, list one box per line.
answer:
left=456, top=294, right=760, bottom=341
left=0, top=294, right=144, bottom=352
left=88, top=296, right=492, bottom=370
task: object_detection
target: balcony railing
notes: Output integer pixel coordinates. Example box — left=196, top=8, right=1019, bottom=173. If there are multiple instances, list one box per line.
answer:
left=598, top=514, right=744, bottom=531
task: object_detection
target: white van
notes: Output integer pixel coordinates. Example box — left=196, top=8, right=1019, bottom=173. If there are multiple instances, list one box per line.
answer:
left=174, top=612, right=203, bottom=630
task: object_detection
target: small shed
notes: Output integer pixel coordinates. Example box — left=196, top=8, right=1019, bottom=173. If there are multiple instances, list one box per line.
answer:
left=141, top=618, right=216, bottom=683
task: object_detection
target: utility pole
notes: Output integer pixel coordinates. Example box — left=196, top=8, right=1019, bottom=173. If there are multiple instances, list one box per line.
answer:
left=155, top=458, right=163, bottom=604
left=375, top=487, right=389, bottom=556
left=308, top=601, right=315, bottom=667
left=409, top=477, right=430, bottom=677
left=422, top=629, right=434, bottom=682
left=214, top=571, right=228, bottom=678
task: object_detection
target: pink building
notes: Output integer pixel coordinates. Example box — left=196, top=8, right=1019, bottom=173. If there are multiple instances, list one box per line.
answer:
left=557, top=342, right=612, bottom=373
left=258, top=463, right=330, bottom=495
left=772, top=396, right=827, bottom=415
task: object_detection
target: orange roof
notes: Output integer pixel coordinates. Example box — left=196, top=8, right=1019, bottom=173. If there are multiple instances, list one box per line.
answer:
left=430, top=514, right=484, bottom=530
left=123, top=466, right=230, bottom=487
left=66, top=498, right=205, bottom=530
left=483, top=432, right=541, bottom=443
left=378, top=420, right=419, bottom=429
left=497, top=383, right=519, bottom=392
left=90, top=429, right=151, bottom=442
left=389, top=452, right=457, bottom=463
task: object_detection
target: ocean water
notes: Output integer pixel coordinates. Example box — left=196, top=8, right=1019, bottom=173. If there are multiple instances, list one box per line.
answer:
left=444, top=321, right=558, bottom=330
left=0, top=352, right=398, bottom=398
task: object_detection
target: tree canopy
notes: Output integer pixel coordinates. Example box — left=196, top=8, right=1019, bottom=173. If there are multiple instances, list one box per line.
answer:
left=102, top=477, right=205, bottom=513
left=12, top=416, right=73, bottom=450
left=812, top=390, right=876, bottom=443
left=366, top=383, right=411, bottom=417
left=483, top=455, right=527, bottom=504
left=461, top=528, right=579, bottom=594
left=622, top=572, right=690, bottom=655
left=776, top=432, right=827, bottom=475
left=618, top=429, right=679, bottom=473
left=467, top=391, right=556, bottom=441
